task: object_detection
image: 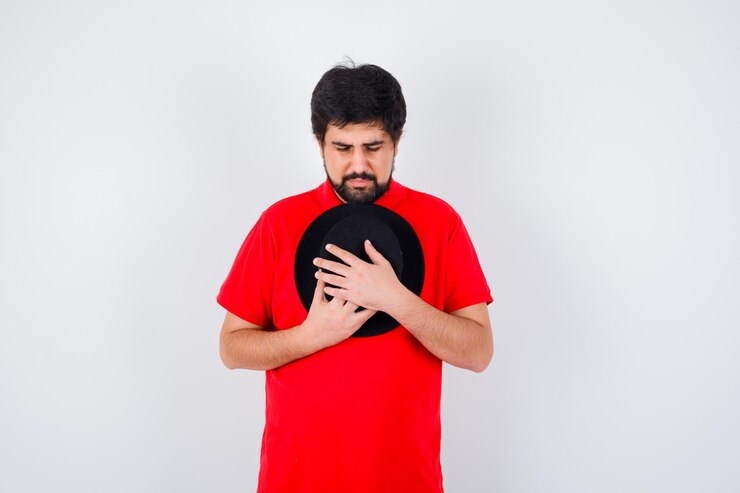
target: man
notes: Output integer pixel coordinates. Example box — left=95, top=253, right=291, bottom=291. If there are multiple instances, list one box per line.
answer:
left=217, top=62, right=493, bottom=493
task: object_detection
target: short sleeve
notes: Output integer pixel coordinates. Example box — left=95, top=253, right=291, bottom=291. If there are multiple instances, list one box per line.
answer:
left=444, top=211, right=493, bottom=313
left=216, top=211, right=275, bottom=328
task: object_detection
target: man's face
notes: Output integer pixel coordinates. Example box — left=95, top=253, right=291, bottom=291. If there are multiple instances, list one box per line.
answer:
left=320, top=122, right=399, bottom=205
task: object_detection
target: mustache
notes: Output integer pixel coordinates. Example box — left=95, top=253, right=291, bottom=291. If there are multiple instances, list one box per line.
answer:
left=342, top=172, right=376, bottom=182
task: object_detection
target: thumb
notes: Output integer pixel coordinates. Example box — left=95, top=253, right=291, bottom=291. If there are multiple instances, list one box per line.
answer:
left=312, top=277, right=327, bottom=305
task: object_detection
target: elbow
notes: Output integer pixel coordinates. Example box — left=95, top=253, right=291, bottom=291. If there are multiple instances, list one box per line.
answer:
left=220, top=349, right=237, bottom=370
left=467, top=316, right=493, bottom=373
left=471, top=352, right=493, bottom=373
left=219, top=336, right=240, bottom=370
left=472, top=338, right=494, bottom=373
left=473, top=352, right=493, bottom=373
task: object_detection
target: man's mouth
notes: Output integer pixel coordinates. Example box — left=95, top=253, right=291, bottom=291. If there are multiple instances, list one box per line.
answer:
left=348, top=178, right=370, bottom=187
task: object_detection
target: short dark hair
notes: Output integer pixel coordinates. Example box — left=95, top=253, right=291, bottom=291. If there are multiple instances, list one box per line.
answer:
left=311, top=61, right=406, bottom=145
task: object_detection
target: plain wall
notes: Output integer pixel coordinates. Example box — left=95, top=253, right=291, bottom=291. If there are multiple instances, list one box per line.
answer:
left=1, top=1, right=738, bottom=491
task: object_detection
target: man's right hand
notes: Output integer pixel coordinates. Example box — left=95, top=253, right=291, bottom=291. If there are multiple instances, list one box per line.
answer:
left=219, top=278, right=377, bottom=371
left=300, top=278, right=378, bottom=351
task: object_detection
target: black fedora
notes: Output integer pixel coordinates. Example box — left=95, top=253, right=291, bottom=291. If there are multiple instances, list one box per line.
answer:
left=294, top=204, right=424, bottom=337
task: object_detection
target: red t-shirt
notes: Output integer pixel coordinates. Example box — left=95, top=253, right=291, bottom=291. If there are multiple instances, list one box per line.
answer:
left=218, top=179, right=493, bottom=493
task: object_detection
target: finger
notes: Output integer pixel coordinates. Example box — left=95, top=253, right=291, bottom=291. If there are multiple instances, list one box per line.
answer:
left=316, top=270, right=347, bottom=288
left=325, top=243, right=361, bottom=266
left=312, top=278, right=327, bottom=305
left=313, top=257, right=351, bottom=277
left=324, top=285, right=350, bottom=302
left=342, top=300, right=359, bottom=314
left=364, top=239, right=390, bottom=266
left=355, top=307, right=378, bottom=324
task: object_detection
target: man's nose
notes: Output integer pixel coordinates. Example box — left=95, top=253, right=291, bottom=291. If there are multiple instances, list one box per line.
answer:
left=349, top=148, right=370, bottom=173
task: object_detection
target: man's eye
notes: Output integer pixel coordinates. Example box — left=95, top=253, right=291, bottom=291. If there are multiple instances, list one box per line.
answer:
left=366, top=147, right=380, bottom=152
left=336, top=147, right=350, bottom=152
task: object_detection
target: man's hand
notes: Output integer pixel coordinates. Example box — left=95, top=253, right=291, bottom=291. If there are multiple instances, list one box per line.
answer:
left=300, top=277, right=378, bottom=350
left=314, top=240, right=493, bottom=373
left=311, top=240, right=492, bottom=372
left=220, top=276, right=377, bottom=370
left=314, top=240, right=407, bottom=313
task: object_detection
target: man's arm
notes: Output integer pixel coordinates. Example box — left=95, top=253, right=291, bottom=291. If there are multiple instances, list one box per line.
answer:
left=388, top=298, right=493, bottom=373
left=219, top=279, right=378, bottom=371
left=219, top=313, right=315, bottom=371
left=316, top=241, right=494, bottom=373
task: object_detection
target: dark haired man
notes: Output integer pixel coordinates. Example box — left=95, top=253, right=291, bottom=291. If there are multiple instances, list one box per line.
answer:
left=218, top=63, right=493, bottom=493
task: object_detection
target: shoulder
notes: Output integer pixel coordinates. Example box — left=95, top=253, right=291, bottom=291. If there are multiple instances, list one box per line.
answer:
left=261, top=187, right=319, bottom=221
left=250, top=186, right=326, bottom=245
left=397, top=183, right=462, bottom=224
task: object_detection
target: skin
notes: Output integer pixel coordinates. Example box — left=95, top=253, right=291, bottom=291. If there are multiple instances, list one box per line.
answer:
left=219, top=122, right=493, bottom=372
left=320, top=122, right=396, bottom=204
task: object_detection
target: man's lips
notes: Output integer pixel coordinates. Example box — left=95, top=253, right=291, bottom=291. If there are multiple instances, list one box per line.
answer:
left=348, top=178, right=371, bottom=187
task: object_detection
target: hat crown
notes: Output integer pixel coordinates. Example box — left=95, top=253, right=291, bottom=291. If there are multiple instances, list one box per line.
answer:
left=320, top=215, right=403, bottom=278
left=294, top=203, right=424, bottom=337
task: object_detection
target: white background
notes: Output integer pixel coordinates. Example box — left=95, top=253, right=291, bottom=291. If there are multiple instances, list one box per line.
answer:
left=1, top=1, right=738, bottom=491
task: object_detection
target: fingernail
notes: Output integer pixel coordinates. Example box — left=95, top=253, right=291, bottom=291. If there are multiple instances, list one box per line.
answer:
left=366, top=239, right=372, bottom=245
left=326, top=244, right=333, bottom=250
left=315, top=271, right=319, bottom=278
left=312, top=258, right=318, bottom=265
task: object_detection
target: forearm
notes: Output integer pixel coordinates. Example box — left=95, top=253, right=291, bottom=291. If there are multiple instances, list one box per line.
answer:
left=387, top=291, right=493, bottom=373
left=220, top=325, right=322, bottom=371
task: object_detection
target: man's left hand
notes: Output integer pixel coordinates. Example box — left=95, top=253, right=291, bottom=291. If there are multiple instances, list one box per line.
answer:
left=313, top=240, right=407, bottom=313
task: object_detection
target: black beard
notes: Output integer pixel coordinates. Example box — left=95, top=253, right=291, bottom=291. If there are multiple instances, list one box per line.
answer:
left=324, top=161, right=393, bottom=205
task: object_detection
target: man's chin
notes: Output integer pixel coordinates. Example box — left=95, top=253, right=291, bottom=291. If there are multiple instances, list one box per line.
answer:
left=341, top=186, right=377, bottom=205
left=328, top=177, right=391, bottom=204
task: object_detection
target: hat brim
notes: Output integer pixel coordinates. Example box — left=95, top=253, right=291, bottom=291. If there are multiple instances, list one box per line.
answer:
left=294, top=204, right=424, bottom=337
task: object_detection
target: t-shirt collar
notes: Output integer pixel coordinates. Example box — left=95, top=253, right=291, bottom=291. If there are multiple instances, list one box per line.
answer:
left=317, top=177, right=406, bottom=209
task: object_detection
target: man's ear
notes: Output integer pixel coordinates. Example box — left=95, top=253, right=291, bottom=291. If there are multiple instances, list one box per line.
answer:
left=393, top=130, right=402, bottom=157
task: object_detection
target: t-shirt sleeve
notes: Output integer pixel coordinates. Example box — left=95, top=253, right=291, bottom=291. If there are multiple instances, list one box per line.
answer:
left=216, top=211, right=275, bottom=328
left=444, top=211, right=494, bottom=313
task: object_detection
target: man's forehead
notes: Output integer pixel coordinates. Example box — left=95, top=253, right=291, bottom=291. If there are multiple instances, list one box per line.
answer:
left=325, top=122, right=389, bottom=142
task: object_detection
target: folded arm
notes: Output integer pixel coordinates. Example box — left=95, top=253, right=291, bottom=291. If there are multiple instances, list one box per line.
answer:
left=219, top=278, right=377, bottom=371
left=317, top=241, right=494, bottom=372
left=389, top=297, right=493, bottom=373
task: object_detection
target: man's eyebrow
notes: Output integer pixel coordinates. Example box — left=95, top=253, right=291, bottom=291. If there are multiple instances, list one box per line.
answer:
left=330, top=140, right=386, bottom=147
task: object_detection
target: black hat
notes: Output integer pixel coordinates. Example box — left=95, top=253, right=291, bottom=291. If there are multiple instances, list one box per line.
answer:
left=294, top=204, right=424, bottom=337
